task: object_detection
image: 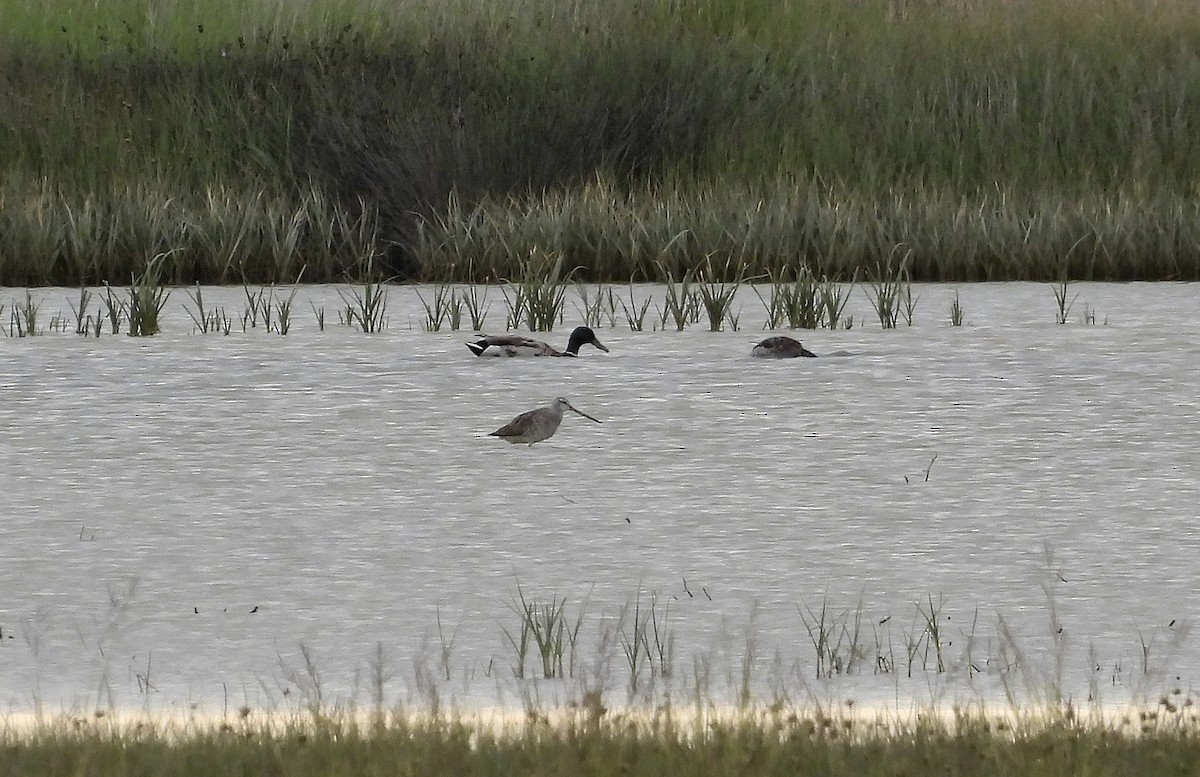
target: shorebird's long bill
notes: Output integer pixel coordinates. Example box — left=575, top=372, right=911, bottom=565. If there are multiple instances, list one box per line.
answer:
left=565, top=404, right=602, bottom=423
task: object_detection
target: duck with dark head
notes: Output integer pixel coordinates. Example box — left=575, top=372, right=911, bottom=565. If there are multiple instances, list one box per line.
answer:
left=467, top=326, right=610, bottom=357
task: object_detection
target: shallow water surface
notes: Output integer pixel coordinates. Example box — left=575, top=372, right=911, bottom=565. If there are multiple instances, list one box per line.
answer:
left=1, top=282, right=1198, bottom=712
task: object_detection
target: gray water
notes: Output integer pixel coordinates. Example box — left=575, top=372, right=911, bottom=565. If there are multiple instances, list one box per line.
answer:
left=2, top=282, right=1198, bottom=714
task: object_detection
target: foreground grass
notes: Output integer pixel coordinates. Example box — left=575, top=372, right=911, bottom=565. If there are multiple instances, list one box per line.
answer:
left=2, top=578, right=1195, bottom=774
left=3, top=0, right=1200, bottom=284
left=4, top=706, right=1200, bottom=776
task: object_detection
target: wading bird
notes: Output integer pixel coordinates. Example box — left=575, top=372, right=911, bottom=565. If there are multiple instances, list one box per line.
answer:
left=751, top=336, right=817, bottom=358
left=489, top=397, right=602, bottom=446
left=467, top=326, right=609, bottom=357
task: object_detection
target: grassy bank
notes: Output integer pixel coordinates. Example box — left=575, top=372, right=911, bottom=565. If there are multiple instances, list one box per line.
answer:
left=4, top=706, right=1200, bottom=777
left=3, top=580, right=1198, bottom=774
left=2, top=0, right=1200, bottom=284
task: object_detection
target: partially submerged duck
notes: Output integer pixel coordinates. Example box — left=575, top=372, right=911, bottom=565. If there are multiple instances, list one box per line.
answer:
left=489, top=397, right=602, bottom=446
left=751, top=336, right=817, bottom=358
left=467, top=326, right=610, bottom=357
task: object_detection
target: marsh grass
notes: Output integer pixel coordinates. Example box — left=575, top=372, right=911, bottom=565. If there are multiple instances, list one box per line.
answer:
left=501, top=584, right=587, bottom=681
left=950, top=290, right=965, bottom=326
left=798, top=593, right=975, bottom=681
left=818, top=274, right=855, bottom=331
left=4, top=578, right=1200, bottom=776
left=67, top=287, right=92, bottom=336
left=655, top=260, right=700, bottom=332
left=434, top=605, right=461, bottom=682
left=694, top=256, right=745, bottom=332
left=499, top=287, right=527, bottom=331
left=445, top=291, right=465, bottom=331
left=573, top=283, right=617, bottom=329
left=278, top=643, right=326, bottom=719
left=9, top=290, right=42, bottom=337
left=7, top=1, right=1200, bottom=284
left=47, top=311, right=70, bottom=334
left=1053, top=276, right=1079, bottom=324
left=11, top=703, right=1200, bottom=777
left=618, top=283, right=653, bottom=331
left=460, top=285, right=489, bottom=331
left=499, top=248, right=575, bottom=332
left=273, top=285, right=299, bottom=335
left=0, top=179, right=378, bottom=286
left=899, top=277, right=919, bottom=326
left=865, top=247, right=914, bottom=329
left=415, top=284, right=454, bottom=332
left=241, top=285, right=264, bottom=329
left=337, top=270, right=390, bottom=334
left=100, top=284, right=124, bottom=334
left=259, top=288, right=277, bottom=332
left=619, top=590, right=674, bottom=699
left=762, top=268, right=817, bottom=330
left=21, top=291, right=43, bottom=335
left=915, top=594, right=949, bottom=675
left=799, top=598, right=866, bottom=679
left=753, top=266, right=849, bottom=330
left=127, top=253, right=171, bottom=337
left=416, top=177, right=1200, bottom=285
left=754, top=282, right=786, bottom=330
left=237, top=272, right=305, bottom=335
left=183, top=284, right=218, bottom=334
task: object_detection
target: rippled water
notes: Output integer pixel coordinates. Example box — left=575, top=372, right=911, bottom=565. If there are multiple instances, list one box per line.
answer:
left=2, top=282, right=1198, bottom=713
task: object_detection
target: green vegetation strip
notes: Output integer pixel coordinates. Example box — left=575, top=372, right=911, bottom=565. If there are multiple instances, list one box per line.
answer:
left=3, top=706, right=1200, bottom=776
left=3, top=0, right=1200, bottom=284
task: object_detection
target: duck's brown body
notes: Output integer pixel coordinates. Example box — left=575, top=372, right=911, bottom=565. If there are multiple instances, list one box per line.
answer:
left=751, top=336, right=817, bottom=358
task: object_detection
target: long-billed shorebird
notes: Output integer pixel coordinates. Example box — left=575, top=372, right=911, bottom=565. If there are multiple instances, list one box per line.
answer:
left=489, top=397, right=602, bottom=446
left=751, top=335, right=817, bottom=358
left=467, top=326, right=610, bottom=357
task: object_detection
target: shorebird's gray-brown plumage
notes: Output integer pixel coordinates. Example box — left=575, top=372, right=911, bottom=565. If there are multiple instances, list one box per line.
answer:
left=489, top=397, right=601, bottom=446
left=751, top=336, right=817, bottom=358
left=467, top=326, right=609, bottom=357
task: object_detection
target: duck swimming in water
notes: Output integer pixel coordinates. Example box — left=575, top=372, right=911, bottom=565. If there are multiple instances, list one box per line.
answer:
left=489, top=397, right=602, bottom=446
left=467, top=326, right=610, bottom=357
left=751, top=336, right=817, bottom=358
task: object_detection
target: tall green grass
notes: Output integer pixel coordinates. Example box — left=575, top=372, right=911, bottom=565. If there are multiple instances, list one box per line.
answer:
left=416, top=180, right=1200, bottom=283
left=4, top=574, right=1200, bottom=775
left=5, top=704, right=1200, bottom=777
left=4, top=0, right=1200, bottom=284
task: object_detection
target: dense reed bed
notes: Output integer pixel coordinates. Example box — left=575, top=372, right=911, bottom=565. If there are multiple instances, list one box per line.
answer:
left=4, top=707, right=1200, bottom=777
left=3, top=0, right=1200, bottom=285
